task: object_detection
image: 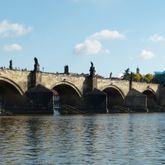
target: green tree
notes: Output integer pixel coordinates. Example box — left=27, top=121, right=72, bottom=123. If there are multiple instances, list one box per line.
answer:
left=123, top=68, right=130, bottom=80
left=133, top=73, right=142, bottom=82
left=144, top=74, right=154, bottom=83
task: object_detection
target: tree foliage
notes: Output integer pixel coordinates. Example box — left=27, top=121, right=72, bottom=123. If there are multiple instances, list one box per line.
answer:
left=123, top=68, right=130, bottom=80
left=122, top=68, right=154, bottom=83
left=132, top=73, right=142, bottom=82
left=144, top=74, right=154, bottom=83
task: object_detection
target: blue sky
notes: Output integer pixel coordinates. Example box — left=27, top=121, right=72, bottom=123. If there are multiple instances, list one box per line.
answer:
left=1, top=0, right=165, bottom=77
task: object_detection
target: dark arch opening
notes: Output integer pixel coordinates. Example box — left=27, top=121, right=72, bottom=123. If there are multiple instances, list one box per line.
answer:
left=0, top=80, right=25, bottom=111
left=143, top=90, right=158, bottom=111
left=53, top=84, right=82, bottom=110
left=103, top=87, right=124, bottom=112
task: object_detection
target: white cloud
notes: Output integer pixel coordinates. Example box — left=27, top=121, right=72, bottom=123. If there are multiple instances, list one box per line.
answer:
left=149, top=34, right=165, bottom=42
left=0, top=20, right=32, bottom=38
left=74, top=39, right=105, bottom=55
left=139, top=49, right=155, bottom=60
left=89, top=29, right=125, bottom=41
left=4, top=44, right=22, bottom=52
left=74, top=29, right=125, bottom=55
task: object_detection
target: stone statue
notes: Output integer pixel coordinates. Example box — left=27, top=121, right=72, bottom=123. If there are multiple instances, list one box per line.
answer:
left=9, top=60, right=13, bottom=70
left=136, top=67, right=140, bottom=74
left=64, top=65, right=69, bottom=74
left=34, top=57, right=40, bottom=72
left=91, top=62, right=93, bottom=67
left=110, top=72, right=112, bottom=79
left=34, top=57, right=38, bottom=65
left=89, top=62, right=95, bottom=77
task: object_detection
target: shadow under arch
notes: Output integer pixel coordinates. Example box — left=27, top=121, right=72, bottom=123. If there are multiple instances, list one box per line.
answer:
left=0, top=76, right=24, bottom=95
left=0, top=77, right=26, bottom=109
left=101, top=85, right=125, bottom=99
left=143, top=88, right=158, bottom=110
left=51, top=81, right=82, bottom=108
left=51, top=81, right=82, bottom=97
left=101, top=85, right=125, bottom=111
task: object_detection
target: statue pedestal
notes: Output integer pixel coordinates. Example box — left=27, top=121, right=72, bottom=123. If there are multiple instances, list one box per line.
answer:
left=34, top=64, right=40, bottom=72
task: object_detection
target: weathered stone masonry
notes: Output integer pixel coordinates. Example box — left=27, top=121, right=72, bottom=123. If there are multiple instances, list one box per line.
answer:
left=0, top=68, right=164, bottom=112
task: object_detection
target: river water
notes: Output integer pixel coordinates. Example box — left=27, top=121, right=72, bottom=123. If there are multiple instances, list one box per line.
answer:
left=0, top=113, right=165, bottom=165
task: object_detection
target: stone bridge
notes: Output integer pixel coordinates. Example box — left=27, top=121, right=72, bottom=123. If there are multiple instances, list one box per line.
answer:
left=0, top=68, right=164, bottom=113
left=0, top=68, right=159, bottom=95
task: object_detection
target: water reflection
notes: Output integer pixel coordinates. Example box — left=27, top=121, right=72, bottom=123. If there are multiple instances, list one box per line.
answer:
left=0, top=114, right=165, bottom=164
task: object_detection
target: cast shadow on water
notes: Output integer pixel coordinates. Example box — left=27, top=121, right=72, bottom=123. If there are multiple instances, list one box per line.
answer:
left=0, top=113, right=165, bottom=164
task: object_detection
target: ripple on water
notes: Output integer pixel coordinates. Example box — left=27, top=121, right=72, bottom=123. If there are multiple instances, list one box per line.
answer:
left=0, top=113, right=165, bottom=164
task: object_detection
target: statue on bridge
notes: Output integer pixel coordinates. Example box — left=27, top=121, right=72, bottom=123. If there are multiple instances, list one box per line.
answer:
left=34, top=57, right=40, bottom=72
left=89, top=62, right=95, bottom=77
left=9, top=60, right=13, bottom=70
left=34, top=57, right=38, bottom=65
left=64, top=65, right=69, bottom=75
left=110, top=72, right=112, bottom=79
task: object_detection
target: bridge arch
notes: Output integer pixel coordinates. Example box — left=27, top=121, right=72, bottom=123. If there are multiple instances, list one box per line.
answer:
left=101, top=85, right=125, bottom=99
left=51, top=81, right=82, bottom=97
left=101, top=85, right=125, bottom=111
left=51, top=81, right=82, bottom=108
left=0, top=76, right=25, bottom=109
left=143, top=88, right=158, bottom=110
left=0, top=76, right=24, bottom=95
